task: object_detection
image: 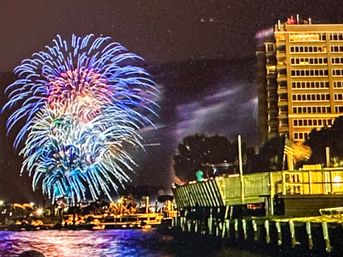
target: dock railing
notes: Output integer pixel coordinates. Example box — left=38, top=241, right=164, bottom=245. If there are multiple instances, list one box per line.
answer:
left=319, top=206, right=343, bottom=217
left=274, top=169, right=343, bottom=195
left=173, top=168, right=343, bottom=212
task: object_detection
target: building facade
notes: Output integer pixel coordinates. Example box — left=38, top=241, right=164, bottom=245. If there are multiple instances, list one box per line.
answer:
left=257, top=16, right=343, bottom=144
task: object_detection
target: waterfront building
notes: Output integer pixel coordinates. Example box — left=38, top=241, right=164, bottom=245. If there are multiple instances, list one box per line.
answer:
left=257, top=16, right=343, bottom=144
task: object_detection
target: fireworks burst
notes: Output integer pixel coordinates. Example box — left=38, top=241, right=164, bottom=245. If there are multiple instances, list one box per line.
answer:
left=3, top=34, right=159, bottom=203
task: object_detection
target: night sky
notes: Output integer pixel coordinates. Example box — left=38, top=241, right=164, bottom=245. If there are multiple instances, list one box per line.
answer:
left=1, top=0, right=343, bottom=202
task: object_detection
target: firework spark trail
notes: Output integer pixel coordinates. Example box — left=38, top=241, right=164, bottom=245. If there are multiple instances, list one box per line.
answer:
left=3, top=34, right=159, bottom=203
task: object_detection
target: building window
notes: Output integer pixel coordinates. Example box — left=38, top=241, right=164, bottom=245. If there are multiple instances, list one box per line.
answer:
left=290, top=45, right=326, bottom=53
left=332, top=69, right=343, bottom=76
left=291, top=93, right=329, bottom=102
left=265, top=43, right=275, bottom=52
left=331, top=45, right=343, bottom=52
left=332, top=57, right=343, bottom=64
left=330, top=33, right=343, bottom=41
left=291, top=69, right=328, bottom=77
left=334, top=81, right=343, bottom=88
left=334, top=93, right=343, bottom=100
left=289, top=33, right=326, bottom=42
left=291, top=81, right=329, bottom=89
left=291, top=57, right=327, bottom=65
left=293, top=118, right=333, bottom=128
left=335, top=106, right=343, bottom=112
left=292, top=106, right=330, bottom=113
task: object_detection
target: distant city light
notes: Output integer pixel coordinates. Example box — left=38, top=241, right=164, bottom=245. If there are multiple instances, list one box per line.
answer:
left=36, top=208, right=44, bottom=216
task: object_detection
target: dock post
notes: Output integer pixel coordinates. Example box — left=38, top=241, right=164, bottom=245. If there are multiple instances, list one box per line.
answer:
left=215, top=207, right=220, bottom=237
left=289, top=220, right=296, bottom=248
left=187, top=219, right=191, bottom=232
left=208, top=208, right=213, bottom=235
left=182, top=217, right=186, bottom=231
left=265, top=220, right=270, bottom=244
left=322, top=222, right=331, bottom=253
left=242, top=219, right=247, bottom=240
left=305, top=221, right=313, bottom=250
left=252, top=219, right=258, bottom=241
left=234, top=219, right=239, bottom=240
left=222, top=219, right=229, bottom=238
left=221, top=206, right=229, bottom=238
left=182, top=209, right=188, bottom=231
left=275, top=221, right=282, bottom=246
left=215, top=221, right=219, bottom=237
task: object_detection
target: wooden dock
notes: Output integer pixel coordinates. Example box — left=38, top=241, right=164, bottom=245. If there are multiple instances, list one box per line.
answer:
left=171, top=168, right=343, bottom=254
left=173, top=168, right=343, bottom=216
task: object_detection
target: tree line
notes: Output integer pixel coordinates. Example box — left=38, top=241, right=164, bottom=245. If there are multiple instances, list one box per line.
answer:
left=173, top=116, right=343, bottom=182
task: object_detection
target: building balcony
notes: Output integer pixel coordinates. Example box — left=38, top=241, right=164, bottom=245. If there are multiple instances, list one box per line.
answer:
left=278, top=101, right=288, bottom=107
left=278, top=112, right=288, bottom=119
left=275, top=41, right=286, bottom=46
left=276, top=52, right=286, bottom=59
left=277, top=86, right=288, bottom=94
left=277, top=63, right=286, bottom=69
left=265, top=51, right=276, bottom=57
left=278, top=96, right=288, bottom=101
left=266, top=73, right=277, bottom=78
left=266, top=85, right=277, bottom=91
left=267, top=109, right=278, bottom=116
left=278, top=126, right=289, bottom=133
left=277, top=75, right=287, bottom=82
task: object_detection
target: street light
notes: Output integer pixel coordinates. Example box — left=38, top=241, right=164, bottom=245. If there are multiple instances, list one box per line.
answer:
left=0, top=200, right=4, bottom=206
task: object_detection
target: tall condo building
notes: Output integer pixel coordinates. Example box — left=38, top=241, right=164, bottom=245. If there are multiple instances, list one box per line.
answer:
left=257, top=16, right=343, bottom=144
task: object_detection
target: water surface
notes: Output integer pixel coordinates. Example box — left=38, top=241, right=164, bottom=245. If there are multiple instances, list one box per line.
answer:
left=0, top=229, right=269, bottom=257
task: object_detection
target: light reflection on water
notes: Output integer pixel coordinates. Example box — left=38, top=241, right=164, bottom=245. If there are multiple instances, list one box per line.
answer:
left=0, top=230, right=171, bottom=257
left=0, top=229, right=268, bottom=257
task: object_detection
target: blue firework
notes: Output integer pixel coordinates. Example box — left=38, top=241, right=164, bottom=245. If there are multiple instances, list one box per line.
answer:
left=3, top=34, right=159, bottom=202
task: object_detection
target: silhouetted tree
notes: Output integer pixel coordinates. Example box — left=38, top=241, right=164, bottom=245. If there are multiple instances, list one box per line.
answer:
left=306, top=116, right=343, bottom=165
left=249, top=136, right=285, bottom=172
left=173, top=134, right=236, bottom=181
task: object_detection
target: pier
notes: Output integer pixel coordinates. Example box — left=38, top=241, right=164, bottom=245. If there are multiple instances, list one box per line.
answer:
left=171, top=168, right=343, bottom=255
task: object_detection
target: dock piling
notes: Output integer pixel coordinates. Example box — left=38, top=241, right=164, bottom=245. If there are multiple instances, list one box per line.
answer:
left=305, top=221, right=313, bottom=250
left=322, top=222, right=331, bottom=253
left=265, top=220, right=270, bottom=244
left=289, top=220, right=296, bottom=248
left=252, top=219, right=258, bottom=241
left=242, top=219, right=247, bottom=240
left=275, top=221, right=282, bottom=246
